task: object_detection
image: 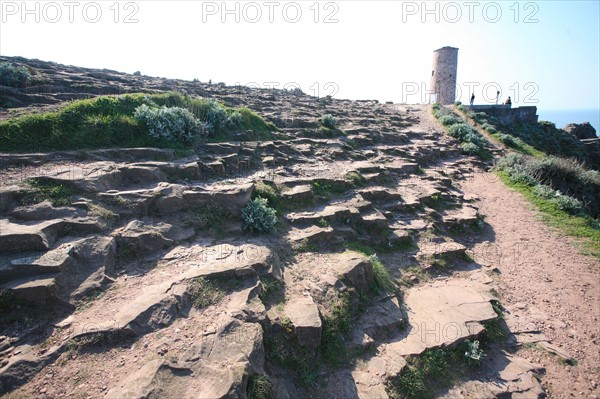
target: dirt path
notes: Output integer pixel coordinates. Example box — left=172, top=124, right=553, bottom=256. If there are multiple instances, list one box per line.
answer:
left=461, top=171, right=600, bottom=398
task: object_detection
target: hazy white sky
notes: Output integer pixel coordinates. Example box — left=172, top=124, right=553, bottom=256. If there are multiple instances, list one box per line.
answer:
left=1, top=1, right=599, bottom=109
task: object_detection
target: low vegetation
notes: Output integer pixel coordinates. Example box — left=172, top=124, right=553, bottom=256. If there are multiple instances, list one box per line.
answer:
left=247, top=375, right=274, bottom=399
left=319, top=113, right=338, bottom=129
left=495, top=154, right=600, bottom=217
left=432, top=103, right=491, bottom=159
left=188, top=275, right=243, bottom=309
left=0, top=62, right=32, bottom=87
left=241, top=197, right=278, bottom=233
left=387, top=340, right=485, bottom=399
left=0, top=92, right=276, bottom=152
left=457, top=104, right=584, bottom=160
left=494, top=157, right=600, bottom=259
left=26, top=177, right=79, bottom=206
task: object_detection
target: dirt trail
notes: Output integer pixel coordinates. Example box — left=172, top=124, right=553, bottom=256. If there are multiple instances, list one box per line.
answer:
left=461, top=171, right=600, bottom=398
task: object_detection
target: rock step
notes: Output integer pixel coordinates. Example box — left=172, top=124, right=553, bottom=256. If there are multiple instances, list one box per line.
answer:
left=0, top=219, right=64, bottom=253
left=98, top=182, right=254, bottom=216
left=285, top=296, right=322, bottom=348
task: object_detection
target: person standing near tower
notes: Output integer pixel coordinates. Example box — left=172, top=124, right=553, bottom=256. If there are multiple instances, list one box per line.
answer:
left=470, top=93, right=475, bottom=107
left=496, top=91, right=500, bottom=104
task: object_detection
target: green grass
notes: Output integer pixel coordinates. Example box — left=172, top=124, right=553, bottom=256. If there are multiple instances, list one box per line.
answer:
left=247, top=375, right=274, bottom=399
left=489, top=132, right=545, bottom=157
left=345, top=171, right=367, bottom=187
left=387, top=342, right=484, bottom=399
left=498, top=171, right=600, bottom=259
left=188, top=275, right=243, bottom=309
left=26, top=177, right=80, bottom=206
left=0, top=92, right=276, bottom=152
left=344, top=244, right=397, bottom=294
left=258, top=275, right=284, bottom=306
left=321, top=292, right=354, bottom=367
left=312, top=179, right=350, bottom=198
left=189, top=203, right=233, bottom=237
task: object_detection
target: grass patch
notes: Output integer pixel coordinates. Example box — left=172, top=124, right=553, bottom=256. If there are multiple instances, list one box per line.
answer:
left=312, top=179, right=350, bottom=199
left=398, top=266, right=430, bottom=287
left=491, top=132, right=545, bottom=157
left=344, top=243, right=397, bottom=294
left=321, top=292, right=354, bottom=367
left=252, top=180, right=281, bottom=207
left=0, top=92, right=276, bottom=152
left=387, top=343, right=483, bottom=399
left=188, top=275, right=243, bottom=309
left=345, top=171, right=367, bottom=187
left=265, top=323, right=317, bottom=387
left=497, top=171, right=600, bottom=259
left=189, top=203, right=233, bottom=236
left=26, top=177, right=79, bottom=206
left=259, top=275, right=284, bottom=306
left=247, top=375, right=274, bottom=399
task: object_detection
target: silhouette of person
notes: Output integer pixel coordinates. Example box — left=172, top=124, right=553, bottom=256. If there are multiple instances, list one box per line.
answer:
left=470, top=93, right=475, bottom=107
left=496, top=91, right=500, bottom=104
left=505, top=96, right=512, bottom=105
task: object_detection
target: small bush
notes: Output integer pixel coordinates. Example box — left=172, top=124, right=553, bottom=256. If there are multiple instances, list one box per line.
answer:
left=0, top=62, right=31, bottom=87
left=533, top=184, right=557, bottom=199
left=242, top=197, right=277, bottom=233
left=134, top=104, right=206, bottom=143
left=461, top=142, right=481, bottom=155
left=447, top=123, right=475, bottom=140
left=481, top=123, right=497, bottom=134
left=463, top=340, right=485, bottom=363
left=320, top=114, right=338, bottom=129
left=550, top=195, right=584, bottom=215
left=247, top=375, right=273, bottom=399
left=496, top=133, right=516, bottom=146
left=439, top=114, right=460, bottom=126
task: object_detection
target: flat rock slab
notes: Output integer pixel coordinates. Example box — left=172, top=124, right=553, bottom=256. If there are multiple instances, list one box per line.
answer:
left=0, top=219, right=64, bottom=253
left=106, top=319, right=264, bottom=399
left=281, top=185, right=313, bottom=201
left=10, top=201, right=85, bottom=221
left=35, top=162, right=122, bottom=192
left=288, top=225, right=334, bottom=244
left=286, top=296, right=322, bottom=348
left=383, top=279, right=497, bottom=356
left=442, top=205, right=479, bottom=226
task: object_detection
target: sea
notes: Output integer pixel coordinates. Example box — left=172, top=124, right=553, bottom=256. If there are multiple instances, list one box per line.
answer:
left=537, top=109, right=600, bottom=135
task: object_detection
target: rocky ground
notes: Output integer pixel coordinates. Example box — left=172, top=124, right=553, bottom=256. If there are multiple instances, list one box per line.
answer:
left=1, top=57, right=599, bottom=398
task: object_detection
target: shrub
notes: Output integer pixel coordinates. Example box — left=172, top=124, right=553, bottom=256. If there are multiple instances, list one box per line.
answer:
left=439, top=114, right=460, bottom=126
left=461, top=142, right=481, bottom=155
left=533, top=184, right=557, bottom=199
left=550, top=194, right=584, bottom=215
left=463, top=340, right=485, bottom=363
left=320, top=114, right=338, bottom=129
left=194, top=99, right=230, bottom=132
left=481, top=123, right=497, bottom=134
left=134, top=104, right=206, bottom=143
left=242, top=197, right=277, bottom=233
left=247, top=375, right=273, bottom=399
left=448, top=123, right=487, bottom=148
left=496, top=133, right=516, bottom=146
left=0, top=62, right=31, bottom=87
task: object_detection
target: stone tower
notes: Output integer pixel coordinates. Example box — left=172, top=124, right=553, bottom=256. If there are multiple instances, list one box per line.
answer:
left=430, top=46, right=458, bottom=104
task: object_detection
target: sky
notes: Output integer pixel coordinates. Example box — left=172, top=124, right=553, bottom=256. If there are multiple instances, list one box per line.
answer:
left=1, top=0, right=599, bottom=111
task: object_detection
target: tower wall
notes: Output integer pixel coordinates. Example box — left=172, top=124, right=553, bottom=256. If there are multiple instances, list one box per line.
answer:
left=430, top=47, right=458, bottom=105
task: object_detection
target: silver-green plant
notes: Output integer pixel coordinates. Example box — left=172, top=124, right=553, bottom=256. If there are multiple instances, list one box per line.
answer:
left=241, top=197, right=277, bottom=233
left=134, top=104, right=207, bottom=142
